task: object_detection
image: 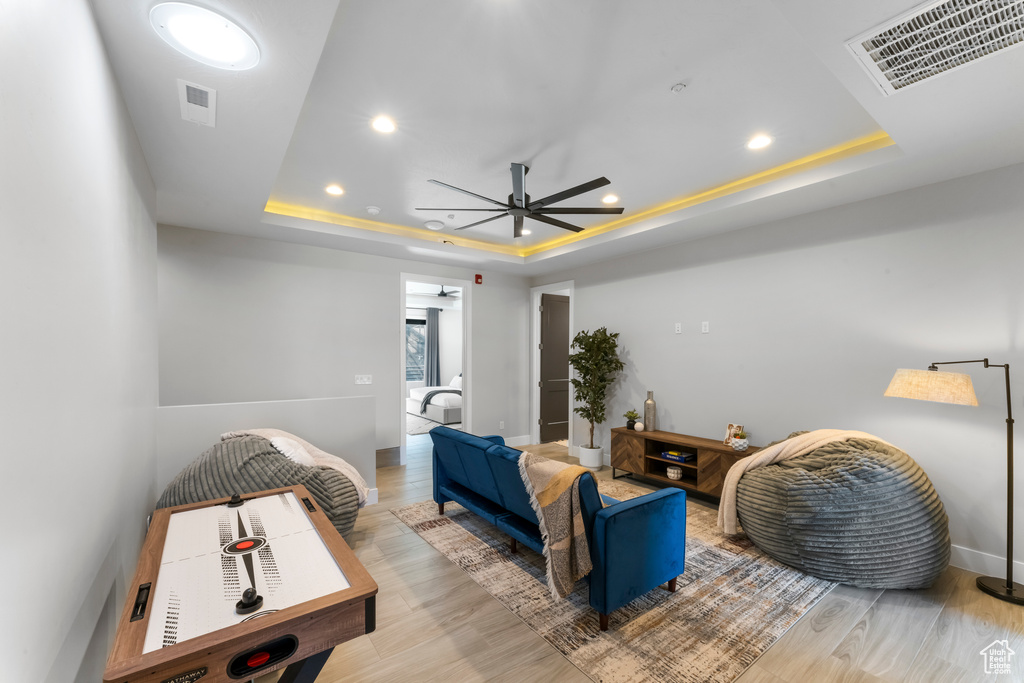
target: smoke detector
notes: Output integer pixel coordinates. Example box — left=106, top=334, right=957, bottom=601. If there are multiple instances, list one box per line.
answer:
left=366, top=206, right=381, bottom=216
left=848, top=0, right=1024, bottom=96
left=424, top=221, right=445, bottom=231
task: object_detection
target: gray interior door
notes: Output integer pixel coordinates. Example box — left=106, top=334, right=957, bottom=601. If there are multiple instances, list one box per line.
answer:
left=539, top=294, right=570, bottom=443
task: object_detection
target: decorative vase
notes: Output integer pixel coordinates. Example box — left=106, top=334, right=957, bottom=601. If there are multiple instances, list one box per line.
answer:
left=634, top=421, right=644, bottom=432
left=666, top=465, right=682, bottom=481
left=644, top=391, right=657, bottom=432
left=731, top=438, right=749, bottom=452
left=578, top=446, right=603, bottom=471
left=626, top=419, right=636, bottom=430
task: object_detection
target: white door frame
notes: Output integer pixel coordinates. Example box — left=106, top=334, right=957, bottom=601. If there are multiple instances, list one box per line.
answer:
left=399, top=273, right=473, bottom=465
left=530, top=280, right=574, bottom=448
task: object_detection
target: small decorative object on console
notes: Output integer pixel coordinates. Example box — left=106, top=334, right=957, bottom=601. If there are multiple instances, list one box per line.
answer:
left=731, top=430, right=749, bottom=452
left=634, top=421, right=644, bottom=432
left=644, top=391, right=657, bottom=431
left=666, top=465, right=682, bottom=480
left=624, top=409, right=640, bottom=430
left=724, top=423, right=744, bottom=445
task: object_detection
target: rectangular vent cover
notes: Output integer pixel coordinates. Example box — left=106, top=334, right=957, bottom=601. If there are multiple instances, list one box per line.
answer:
left=177, top=79, right=217, bottom=127
left=848, top=0, right=1024, bottom=95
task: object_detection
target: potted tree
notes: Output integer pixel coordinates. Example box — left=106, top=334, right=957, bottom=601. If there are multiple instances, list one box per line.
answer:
left=568, top=327, right=625, bottom=470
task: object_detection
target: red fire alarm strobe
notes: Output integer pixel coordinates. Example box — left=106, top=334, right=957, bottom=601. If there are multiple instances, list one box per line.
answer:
left=475, top=274, right=482, bottom=285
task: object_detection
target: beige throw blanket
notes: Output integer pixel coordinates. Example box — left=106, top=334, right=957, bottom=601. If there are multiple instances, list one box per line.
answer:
left=519, top=451, right=598, bottom=599
left=717, top=429, right=896, bottom=535
left=222, top=428, right=370, bottom=507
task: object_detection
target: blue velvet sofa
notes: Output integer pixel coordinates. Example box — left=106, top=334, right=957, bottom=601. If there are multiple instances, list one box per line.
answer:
left=430, top=426, right=687, bottom=630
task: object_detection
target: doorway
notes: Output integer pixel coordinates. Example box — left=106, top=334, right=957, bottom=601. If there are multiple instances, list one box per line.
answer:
left=530, top=281, right=573, bottom=445
left=399, top=274, right=471, bottom=464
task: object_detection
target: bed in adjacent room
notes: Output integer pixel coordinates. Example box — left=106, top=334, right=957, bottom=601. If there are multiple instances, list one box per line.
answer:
left=407, top=374, right=462, bottom=425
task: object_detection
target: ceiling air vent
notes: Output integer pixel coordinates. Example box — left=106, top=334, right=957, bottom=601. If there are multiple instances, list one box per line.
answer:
left=177, top=79, right=217, bottom=127
left=847, top=0, right=1024, bottom=95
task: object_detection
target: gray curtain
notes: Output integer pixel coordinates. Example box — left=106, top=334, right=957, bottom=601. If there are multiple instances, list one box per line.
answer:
left=425, top=307, right=441, bottom=386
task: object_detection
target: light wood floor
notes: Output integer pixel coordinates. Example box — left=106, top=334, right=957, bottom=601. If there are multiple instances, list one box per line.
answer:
left=261, top=436, right=1024, bottom=682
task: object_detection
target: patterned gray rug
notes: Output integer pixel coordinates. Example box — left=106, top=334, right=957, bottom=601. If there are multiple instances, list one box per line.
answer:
left=392, top=479, right=835, bottom=683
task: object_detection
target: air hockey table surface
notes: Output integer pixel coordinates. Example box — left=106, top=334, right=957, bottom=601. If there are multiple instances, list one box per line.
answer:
left=104, top=485, right=377, bottom=683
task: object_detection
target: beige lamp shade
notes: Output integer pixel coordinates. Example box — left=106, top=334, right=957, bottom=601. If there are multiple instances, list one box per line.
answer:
left=884, top=368, right=978, bottom=406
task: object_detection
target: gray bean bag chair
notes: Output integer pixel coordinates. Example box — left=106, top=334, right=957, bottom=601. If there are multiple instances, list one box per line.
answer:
left=736, top=435, right=950, bottom=589
left=157, top=435, right=360, bottom=540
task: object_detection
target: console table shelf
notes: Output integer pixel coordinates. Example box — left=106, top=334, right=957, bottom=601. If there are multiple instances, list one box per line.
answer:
left=610, top=427, right=760, bottom=502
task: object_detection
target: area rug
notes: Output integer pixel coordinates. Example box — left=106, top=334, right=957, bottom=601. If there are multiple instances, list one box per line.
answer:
left=391, top=479, right=836, bottom=683
left=406, top=413, right=461, bottom=435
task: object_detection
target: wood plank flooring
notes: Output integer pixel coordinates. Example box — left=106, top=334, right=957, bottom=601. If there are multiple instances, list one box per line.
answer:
left=259, top=435, right=1024, bottom=682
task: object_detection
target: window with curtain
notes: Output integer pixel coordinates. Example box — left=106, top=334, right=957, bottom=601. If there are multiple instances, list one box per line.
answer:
left=405, top=317, right=426, bottom=381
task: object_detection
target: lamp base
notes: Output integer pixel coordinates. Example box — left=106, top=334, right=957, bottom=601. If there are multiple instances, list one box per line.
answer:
left=977, top=576, right=1024, bottom=605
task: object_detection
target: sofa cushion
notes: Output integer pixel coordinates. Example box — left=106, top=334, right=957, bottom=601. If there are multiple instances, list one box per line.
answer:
left=485, top=443, right=539, bottom=523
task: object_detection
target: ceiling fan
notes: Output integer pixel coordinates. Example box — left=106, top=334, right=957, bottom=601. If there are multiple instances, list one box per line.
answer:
left=435, top=286, right=459, bottom=299
left=416, top=163, right=624, bottom=238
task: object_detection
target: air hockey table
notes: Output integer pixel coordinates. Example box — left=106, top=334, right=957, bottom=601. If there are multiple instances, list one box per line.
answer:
left=104, top=485, right=377, bottom=683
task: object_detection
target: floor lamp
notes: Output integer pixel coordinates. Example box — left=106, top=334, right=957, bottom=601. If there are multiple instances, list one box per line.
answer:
left=885, top=359, right=1021, bottom=604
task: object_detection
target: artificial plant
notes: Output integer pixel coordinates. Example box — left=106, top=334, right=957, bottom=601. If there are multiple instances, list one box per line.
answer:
left=568, top=327, right=625, bottom=449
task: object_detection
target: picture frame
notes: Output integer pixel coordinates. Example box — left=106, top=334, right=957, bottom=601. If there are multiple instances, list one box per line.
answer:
left=724, top=423, right=744, bottom=445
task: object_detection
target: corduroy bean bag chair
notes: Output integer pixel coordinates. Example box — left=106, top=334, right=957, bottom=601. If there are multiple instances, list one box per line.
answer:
left=735, top=435, right=950, bottom=589
left=156, top=435, right=360, bottom=540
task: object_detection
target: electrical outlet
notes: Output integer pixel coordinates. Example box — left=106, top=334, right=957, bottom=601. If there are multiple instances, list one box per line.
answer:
left=354, top=374, right=372, bottom=385
left=674, top=322, right=682, bottom=334
left=701, top=321, right=709, bottom=334
left=499, top=421, right=505, bottom=430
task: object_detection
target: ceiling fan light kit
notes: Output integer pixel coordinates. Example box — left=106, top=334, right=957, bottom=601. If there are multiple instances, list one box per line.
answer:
left=416, top=163, right=624, bottom=239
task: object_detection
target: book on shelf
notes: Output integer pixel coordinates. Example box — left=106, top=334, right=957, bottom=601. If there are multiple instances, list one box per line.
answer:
left=660, top=450, right=695, bottom=463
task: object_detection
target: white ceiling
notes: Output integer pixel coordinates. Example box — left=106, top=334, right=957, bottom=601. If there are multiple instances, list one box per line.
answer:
left=91, top=0, right=1024, bottom=276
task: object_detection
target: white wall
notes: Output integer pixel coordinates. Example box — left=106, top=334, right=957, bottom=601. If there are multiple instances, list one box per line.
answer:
left=0, top=3, right=158, bottom=681
left=158, top=226, right=531, bottom=447
left=536, top=162, right=1024, bottom=575
left=156, top=397, right=376, bottom=494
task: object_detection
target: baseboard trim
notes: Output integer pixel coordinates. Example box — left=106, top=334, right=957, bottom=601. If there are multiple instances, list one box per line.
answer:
left=504, top=434, right=531, bottom=447
left=950, top=544, right=1024, bottom=576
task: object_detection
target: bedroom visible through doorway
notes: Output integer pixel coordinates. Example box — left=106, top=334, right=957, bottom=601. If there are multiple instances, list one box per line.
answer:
left=403, top=280, right=466, bottom=438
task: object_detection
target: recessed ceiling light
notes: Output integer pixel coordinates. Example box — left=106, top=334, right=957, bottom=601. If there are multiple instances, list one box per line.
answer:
left=150, top=3, right=260, bottom=71
left=602, top=194, right=619, bottom=204
left=325, top=184, right=344, bottom=196
left=371, top=116, right=396, bottom=133
left=521, top=229, right=532, bottom=235
left=424, top=220, right=444, bottom=231
left=747, top=134, right=773, bottom=150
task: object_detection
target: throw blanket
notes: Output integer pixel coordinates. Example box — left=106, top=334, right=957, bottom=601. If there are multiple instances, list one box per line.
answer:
left=419, top=388, right=461, bottom=414
left=717, top=429, right=896, bottom=534
left=222, top=428, right=370, bottom=507
left=518, top=451, right=597, bottom=599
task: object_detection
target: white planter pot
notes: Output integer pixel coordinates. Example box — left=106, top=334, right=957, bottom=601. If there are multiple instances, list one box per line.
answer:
left=578, top=446, right=603, bottom=470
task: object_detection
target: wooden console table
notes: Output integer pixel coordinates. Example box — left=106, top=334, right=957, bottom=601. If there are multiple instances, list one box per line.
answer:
left=610, top=427, right=760, bottom=502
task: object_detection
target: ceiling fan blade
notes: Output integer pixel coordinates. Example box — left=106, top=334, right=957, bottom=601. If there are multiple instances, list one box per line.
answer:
left=527, top=213, right=584, bottom=233
left=514, top=215, right=524, bottom=238
left=454, top=214, right=507, bottom=231
left=414, top=208, right=506, bottom=212
left=428, top=179, right=508, bottom=208
left=528, top=177, right=610, bottom=210
left=510, top=163, right=528, bottom=208
left=534, top=207, right=624, bottom=214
